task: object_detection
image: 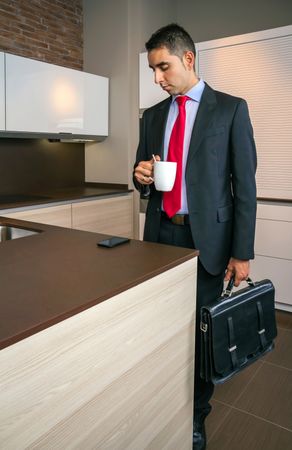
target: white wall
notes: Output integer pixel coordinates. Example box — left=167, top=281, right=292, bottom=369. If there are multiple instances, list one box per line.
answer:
left=83, top=0, right=292, bottom=184
left=177, top=0, right=292, bottom=43
left=83, top=0, right=177, bottom=187
left=83, top=0, right=177, bottom=237
left=83, top=0, right=292, bottom=238
left=83, top=0, right=129, bottom=184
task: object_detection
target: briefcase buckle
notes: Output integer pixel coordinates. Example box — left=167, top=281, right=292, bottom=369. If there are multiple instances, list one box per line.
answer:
left=223, top=287, right=233, bottom=297
left=200, top=322, right=208, bottom=332
left=229, top=345, right=237, bottom=352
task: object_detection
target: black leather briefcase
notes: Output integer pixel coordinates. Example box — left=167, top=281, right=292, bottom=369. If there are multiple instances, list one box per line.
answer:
left=200, top=278, right=277, bottom=384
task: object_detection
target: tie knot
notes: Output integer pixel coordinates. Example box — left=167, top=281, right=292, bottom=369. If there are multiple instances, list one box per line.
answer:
left=176, top=95, right=189, bottom=107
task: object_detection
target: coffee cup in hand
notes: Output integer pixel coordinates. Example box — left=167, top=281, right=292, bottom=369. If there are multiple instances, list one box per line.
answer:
left=153, top=161, right=177, bottom=191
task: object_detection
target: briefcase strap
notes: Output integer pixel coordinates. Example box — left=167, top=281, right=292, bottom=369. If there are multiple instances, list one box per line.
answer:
left=257, top=301, right=268, bottom=348
left=227, top=317, right=239, bottom=369
left=223, top=276, right=255, bottom=297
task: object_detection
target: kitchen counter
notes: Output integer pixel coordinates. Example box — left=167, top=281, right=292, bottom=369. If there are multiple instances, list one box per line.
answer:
left=0, top=216, right=198, bottom=448
left=0, top=216, right=197, bottom=350
left=0, top=182, right=132, bottom=210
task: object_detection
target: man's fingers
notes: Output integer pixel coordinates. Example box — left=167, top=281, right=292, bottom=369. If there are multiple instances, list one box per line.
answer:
left=135, top=171, right=153, bottom=185
left=135, top=160, right=155, bottom=184
left=224, top=268, right=233, bottom=281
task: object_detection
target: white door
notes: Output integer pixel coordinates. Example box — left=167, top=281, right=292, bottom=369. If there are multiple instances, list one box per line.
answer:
left=0, top=52, right=5, bottom=131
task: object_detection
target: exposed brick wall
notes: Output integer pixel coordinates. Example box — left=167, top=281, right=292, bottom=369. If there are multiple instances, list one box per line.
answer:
left=0, top=0, right=83, bottom=70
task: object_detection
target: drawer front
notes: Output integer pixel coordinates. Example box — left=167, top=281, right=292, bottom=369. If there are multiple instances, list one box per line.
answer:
left=1, top=204, right=72, bottom=228
left=72, top=195, right=133, bottom=238
left=255, top=219, right=292, bottom=260
left=251, top=256, right=292, bottom=306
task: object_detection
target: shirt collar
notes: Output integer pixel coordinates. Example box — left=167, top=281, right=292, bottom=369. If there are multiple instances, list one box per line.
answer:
left=172, top=78, right=205, bottom=103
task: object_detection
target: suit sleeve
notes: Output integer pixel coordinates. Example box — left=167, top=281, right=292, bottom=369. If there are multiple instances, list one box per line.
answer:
left=230, top=99, right=257, bottom=260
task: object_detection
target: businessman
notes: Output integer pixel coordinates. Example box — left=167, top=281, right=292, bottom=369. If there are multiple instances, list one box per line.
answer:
left=133, top=24, right=257, bottom=450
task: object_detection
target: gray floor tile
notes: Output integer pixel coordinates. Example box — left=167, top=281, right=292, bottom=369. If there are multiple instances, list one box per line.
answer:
left=264, top=327, right=292, bottom=370
left=207, top=408, right=292, bottom=450
left=213, top=360, right=263, bottom=406
left=276, top=310, right=292, bottom=331
left=205, top=399, right=231, bottom=441
left=207, top=312, right=292, bottom=449
left=235, top=363, right=292, bottom=430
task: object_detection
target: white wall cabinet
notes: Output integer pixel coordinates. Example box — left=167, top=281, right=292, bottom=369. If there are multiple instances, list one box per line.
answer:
left=0, top=52, right=5, bottom=131
left=3, top=53, right=108, bottom=138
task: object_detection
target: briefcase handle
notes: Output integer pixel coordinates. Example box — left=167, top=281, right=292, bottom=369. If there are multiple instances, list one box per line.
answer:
left=223, top=276, right=255, bottom=297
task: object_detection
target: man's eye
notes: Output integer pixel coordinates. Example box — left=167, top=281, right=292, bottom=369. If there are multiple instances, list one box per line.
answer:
left=161, top=65, right=168, bottom=71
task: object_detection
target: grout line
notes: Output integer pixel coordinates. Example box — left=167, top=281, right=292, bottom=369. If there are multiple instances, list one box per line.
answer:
left=277, top=325, right=292, bottom=333
left=207, top=400, right=233, bottom=444
left=213, top=399, right=292, bottom=433
left=221, top=360, right=265, bottom=406
left=209, top=362, right=264, bottom=441
left=262, top=359, right=292, bottom=372
left=209, top=321, right=292, bottom=444
left=256, top=253, right=291, bottom=261
left=234, top=361, right=264, bottom=403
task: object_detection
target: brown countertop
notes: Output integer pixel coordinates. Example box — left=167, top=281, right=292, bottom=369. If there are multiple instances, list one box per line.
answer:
left=0, top=216, right=198, bottom=350
left=257, top=197, right=292, bottom=204
left=0, top=183, right=133, bottom=210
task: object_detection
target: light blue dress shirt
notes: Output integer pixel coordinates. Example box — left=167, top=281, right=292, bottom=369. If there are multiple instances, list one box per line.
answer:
left=163, top=79, right=205, bottom=214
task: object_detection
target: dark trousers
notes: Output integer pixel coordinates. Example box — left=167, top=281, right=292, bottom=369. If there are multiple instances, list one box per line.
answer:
left=158, top=216, right=225, bottom=424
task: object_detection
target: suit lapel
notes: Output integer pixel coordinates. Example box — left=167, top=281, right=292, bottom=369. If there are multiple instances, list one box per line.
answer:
left=186, top=83, right=217, bottom=166
left=150, top=85, right=217, bottom=164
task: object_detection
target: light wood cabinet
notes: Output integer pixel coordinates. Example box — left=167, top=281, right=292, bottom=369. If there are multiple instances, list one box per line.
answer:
left=72, top=194, right=134, bottom=238
left=1, top=204, right=72, bottom=228
left=0, top=258, right=197, bottom=448
left=2, top=194, right=134, bottom=238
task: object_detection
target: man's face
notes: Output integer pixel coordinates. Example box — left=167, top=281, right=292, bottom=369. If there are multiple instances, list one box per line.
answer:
left=147, top=46, right=195, bottom=96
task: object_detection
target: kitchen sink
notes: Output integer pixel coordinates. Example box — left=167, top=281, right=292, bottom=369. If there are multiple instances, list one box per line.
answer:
left=0, top=225, right=41, bottom=242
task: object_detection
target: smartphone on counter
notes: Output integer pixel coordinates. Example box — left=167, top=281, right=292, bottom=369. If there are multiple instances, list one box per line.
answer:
left=97, top=236, right=130, bottom=248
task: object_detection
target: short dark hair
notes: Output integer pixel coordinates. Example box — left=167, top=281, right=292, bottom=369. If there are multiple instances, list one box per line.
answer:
left=145, top=23, right=196, bottom=58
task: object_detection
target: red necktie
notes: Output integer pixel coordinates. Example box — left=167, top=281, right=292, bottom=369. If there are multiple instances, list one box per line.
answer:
left=163, top=95, right=189, bottom=218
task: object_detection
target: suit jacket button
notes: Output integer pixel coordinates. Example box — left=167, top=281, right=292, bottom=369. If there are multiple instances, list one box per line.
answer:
left=156, top=208, right=160, bottom=212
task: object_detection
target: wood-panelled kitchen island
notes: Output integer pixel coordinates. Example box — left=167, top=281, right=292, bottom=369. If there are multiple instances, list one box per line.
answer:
left=0, top=216, right=198, bottom=449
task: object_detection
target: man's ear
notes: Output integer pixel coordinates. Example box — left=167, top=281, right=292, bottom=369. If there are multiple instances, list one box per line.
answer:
left=183, top=51, right=195, bottom=70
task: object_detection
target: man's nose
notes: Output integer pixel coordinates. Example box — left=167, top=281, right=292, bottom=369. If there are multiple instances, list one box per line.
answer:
left=154, top=70, right=163, bottom=85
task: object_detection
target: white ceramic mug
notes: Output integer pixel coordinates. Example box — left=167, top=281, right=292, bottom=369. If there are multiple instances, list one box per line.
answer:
left=153, top=161, right=177, bottom=191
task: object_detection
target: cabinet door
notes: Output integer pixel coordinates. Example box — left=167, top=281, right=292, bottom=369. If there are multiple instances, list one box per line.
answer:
left=2, top=204, right=72, bottom=228
left=5, top=54, right=108, bottom=136
left=72, top=195, right=133, bottom=238
left=0, top=52, right=5, bottom=131
left=251, top=257, right=292, bottom=307
left=252, top=202, right=292, bottom=310
left=83, top=72, right=108, bottom=136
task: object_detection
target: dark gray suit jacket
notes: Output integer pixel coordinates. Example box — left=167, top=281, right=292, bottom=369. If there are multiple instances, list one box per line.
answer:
left=134, top=83, right=257, bottom=275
